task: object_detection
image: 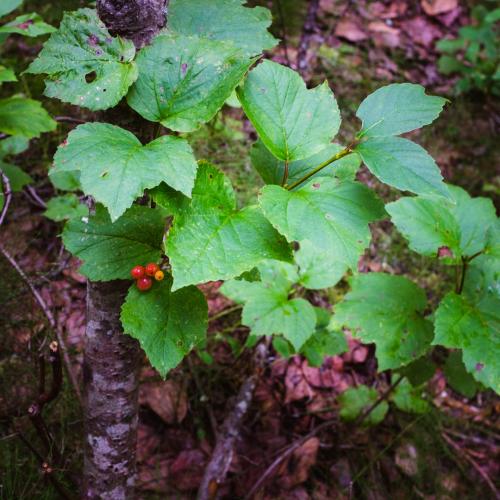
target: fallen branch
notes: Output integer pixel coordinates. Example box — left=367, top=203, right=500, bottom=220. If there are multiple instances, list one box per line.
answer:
left=197, top=342, right=269, bottom=500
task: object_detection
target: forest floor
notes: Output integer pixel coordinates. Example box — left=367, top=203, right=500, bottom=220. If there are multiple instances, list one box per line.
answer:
left=1, top=0, right=499, bottom=499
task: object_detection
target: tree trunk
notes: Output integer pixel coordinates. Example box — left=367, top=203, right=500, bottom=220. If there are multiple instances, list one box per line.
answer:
left=83, top=281, right=140, bottom=499
left=81, top=3, right=168, bottom=498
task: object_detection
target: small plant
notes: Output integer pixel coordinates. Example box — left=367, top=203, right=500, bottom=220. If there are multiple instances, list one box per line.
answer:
left=24, top=1, right=498, bottom=406
left=0, top=1, right=56, bottom=210
left=437, top=5, right=500, bottom=95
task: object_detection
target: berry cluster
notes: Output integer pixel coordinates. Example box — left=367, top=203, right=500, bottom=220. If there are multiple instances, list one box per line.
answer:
left=130, top=263, right=164, bottom=291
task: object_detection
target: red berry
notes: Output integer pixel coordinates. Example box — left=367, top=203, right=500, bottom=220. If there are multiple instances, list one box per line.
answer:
left=136, top=277, right=153, bottom=291
left=131, top=265, right=145, bottom=279
left=145, top=263, right=160, bottom=277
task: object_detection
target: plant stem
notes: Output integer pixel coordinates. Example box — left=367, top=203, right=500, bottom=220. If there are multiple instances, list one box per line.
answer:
left=456, top=257, right=468, bottom=295
left=281, top=160, right=289, bottom=186
left=209, top=304, right=242, bottom=323
left=286, top=146, right=353, bottom=191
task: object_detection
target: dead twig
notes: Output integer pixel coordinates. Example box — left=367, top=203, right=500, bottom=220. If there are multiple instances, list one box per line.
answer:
left=28, top=341, right=64, bottom=464
left=297, top=0, right=320, bottom=76
left=24, top=185, right=47, bottom=209
left=275, top=0, right=291, bottom=67
left=244, top=375, right=403, bottom=499
left=0, top=170, right=12, bottom=227
left=441, top=431, right=498, bottom=497
left=0, top=176, right=82, bottom=404
left=16, top=431, right=72, bottom=500
left=54, top=115, right=86, bottom=124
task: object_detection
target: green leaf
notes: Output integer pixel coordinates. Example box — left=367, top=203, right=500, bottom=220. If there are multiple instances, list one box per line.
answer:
left=401, top=357, right=436, bottom=386
left=250, top=140, right=361, bottom=185
left=386, top=185, right=497, bottom=261
left=149, top=183, right=189, bottom=217
left=0, top=136, right=29, bottom=157
left=0, top=97, right=56, bottom=138
left=334, top=273, right=434, bottom=370
left=53, top=123, right=198, bottom=221
left=121, top=276, right=208, bottom=377
left=0, top=0, right=23, bottom=18
left=356, top=137, right=449, bottom=198
left=44, top=194, right=88, bottom=222
left=391, top=378, right=430, bottom=414
left=436, top=38, right=466, bottom=54
left=0, top=66, right=17, bottom=84
left=259, top=178, right=385, bottom=270
left=62, top=205, right=165, bottom=281
left=221, top=262, right=316, bottom=350
left=127, top=34, right=252, bottom=133
left=168, top=0, right=277, bottom=57
left=295, top=240, right=347, bottom=290
left=167, top=163, right=292, bottom=290
left=26, top=8, right=137, bottom=111
left=49, top=168, right=80, bottom=192
left=434, top=292, right=499, bottom=393
left=302, top=309, right=348, bottom=367
left=0, top=161, right=32, bottom=191
left=238, top=61, right=341, bottom=162
left=273, top=336, right=294, bottom=359
left=438, top=55, right=466, bottom=75
left=443, top=351, right=478, bottom=398
left=356, top=83, right=447, bottom=138
left=0, top=13, right=55, bottom=37
left=339, top=385, right=388, bottom=425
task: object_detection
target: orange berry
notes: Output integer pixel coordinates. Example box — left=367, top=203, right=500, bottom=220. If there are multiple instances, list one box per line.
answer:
left=154, top=270, right=164, bottom=281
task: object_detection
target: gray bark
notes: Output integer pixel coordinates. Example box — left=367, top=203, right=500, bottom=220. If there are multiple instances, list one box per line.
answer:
left=97, top=0, right=168, bottom=48
left=83, top=281, right=141, bottom=500
left=81, top=3, right=170, bottom=498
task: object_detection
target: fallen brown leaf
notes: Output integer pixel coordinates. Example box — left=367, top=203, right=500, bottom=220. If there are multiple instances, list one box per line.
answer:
left=335, top=19, right=368, bottom=42
left=421, top=0, right=458, bottom=16
left=139, top=380, right=188, bottom=424
left=279, top=438, right=320, bottom=489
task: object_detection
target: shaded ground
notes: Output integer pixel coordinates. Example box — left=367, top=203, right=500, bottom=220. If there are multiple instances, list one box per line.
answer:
left=1, top=1, right=499, bottom=499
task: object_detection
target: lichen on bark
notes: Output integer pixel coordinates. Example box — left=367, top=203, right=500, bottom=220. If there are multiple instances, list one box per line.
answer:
left=83, top=281, right=140, bottom=499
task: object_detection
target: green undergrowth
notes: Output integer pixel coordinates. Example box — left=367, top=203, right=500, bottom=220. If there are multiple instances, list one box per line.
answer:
left=316, top=409, right=496, bottom=498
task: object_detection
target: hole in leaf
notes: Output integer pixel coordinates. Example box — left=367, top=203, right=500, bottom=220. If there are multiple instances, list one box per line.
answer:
left=85, top=71, right=97, bottom=83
